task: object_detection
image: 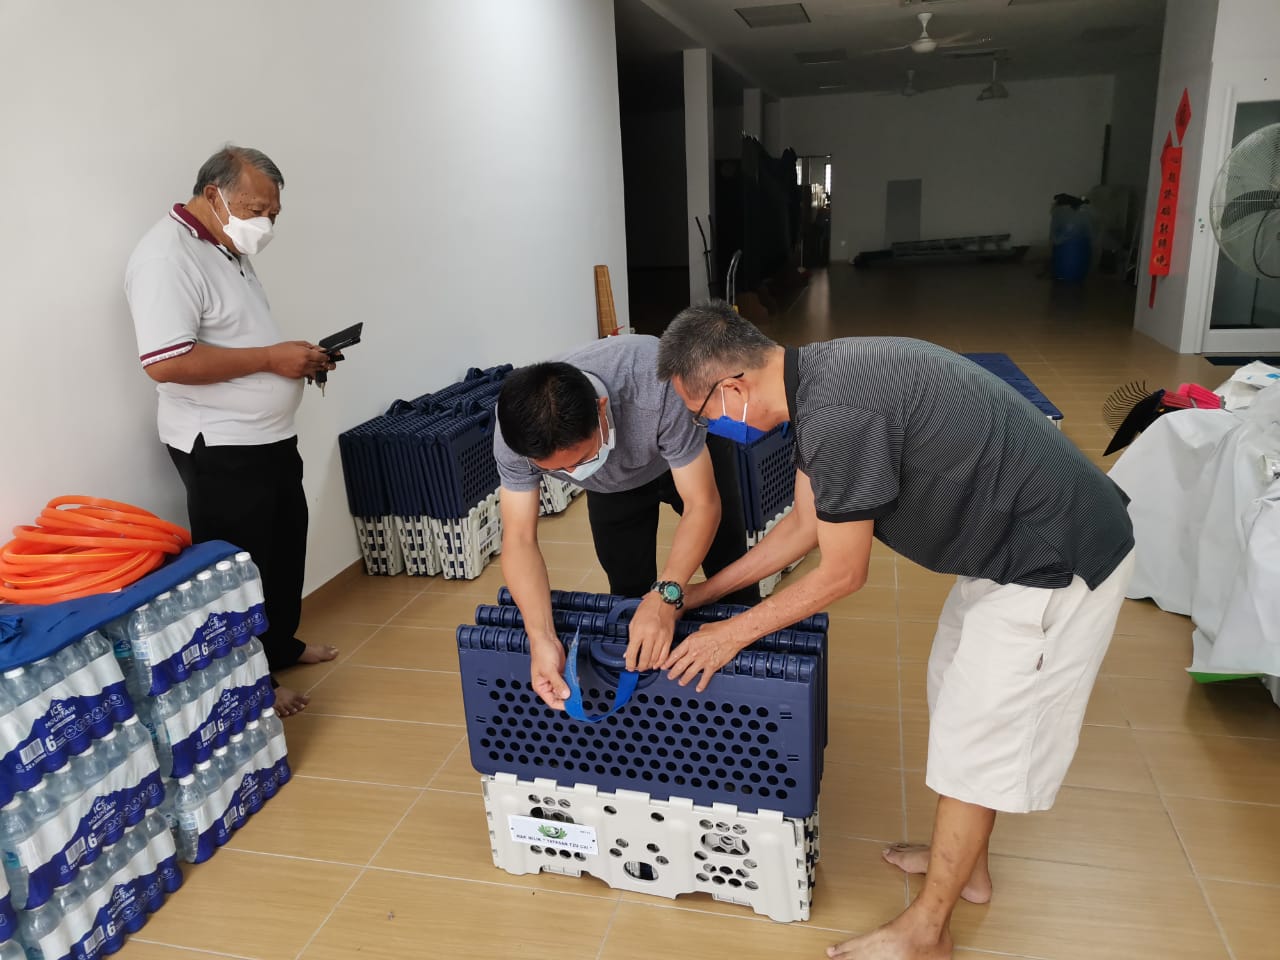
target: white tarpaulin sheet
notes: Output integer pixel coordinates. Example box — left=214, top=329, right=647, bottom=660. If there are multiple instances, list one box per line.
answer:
left=1108, top=382, right=1280, bottom=680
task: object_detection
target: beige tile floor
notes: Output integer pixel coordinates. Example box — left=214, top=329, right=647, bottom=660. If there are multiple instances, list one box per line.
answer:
left=127, top=264, right=1280, bottom=959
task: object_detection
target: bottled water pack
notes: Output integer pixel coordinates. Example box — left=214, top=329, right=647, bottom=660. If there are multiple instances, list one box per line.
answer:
left=105, top=553, right=267, bottom=699
left=142, top=639, right=275, bottom=780
left=0, top=633, right=133, bottom=808
left=0, top=720, right=163, bottom=912
left=168, top=715, right=290, bottom=864
left=17, top=813, right=180, bottom=960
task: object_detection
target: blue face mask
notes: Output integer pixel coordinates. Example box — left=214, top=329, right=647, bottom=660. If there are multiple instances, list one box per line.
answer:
left=704, top=391, right=767, bottom=444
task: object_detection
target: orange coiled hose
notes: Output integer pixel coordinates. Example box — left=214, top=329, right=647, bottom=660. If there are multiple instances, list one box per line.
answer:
left=0, top=496, right=191, bottom=604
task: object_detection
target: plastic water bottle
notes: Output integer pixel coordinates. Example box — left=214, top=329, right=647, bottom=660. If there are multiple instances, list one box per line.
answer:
left=258, top=710, right=287, bottom=787
left=173, top=581, right=203, bottom=679
left=1, top=666, right=40, bottom=707
left=148, top=688, right=184, bottom=769
left=119, top=716, right=152, bottom=757
left=0, top=937, right=27, bottom=960
left=81, top=629, right=112, bottom=663
left=0, top=796, right=34, bottom=905
left=52, top=639, right=89, bottom=679
left=24, top=781, right=59, bottom=826
left=214, top=558, right=240, bottom=597
left=195, top=568, right=219, bottom=607
left=243, top=720, right=270, bottom=811
left=46, top=762, right=84, bottom=810
left=143, top=810, right=181, bottom=894
left=152, top=590, right=180, bottom=631
left=210, top=745, right=231, bottom=784
left=16, top=897, right=62, bottom=960
left=234, top=551, right=266, bottom=636
left=126, top=603, right=162, bottom=695
left=28, top=657, right=64, bottom=695
left=71, top=745, right=108, bottom=792
left=97, top=729, right=128, bottom=772
left=193, top=762, right=221, bottom=809
left=173, top=776, right=204, bottom=861
left=49, top=881, right=85, bottom=936
left=0, top=683, right=15, bottom=729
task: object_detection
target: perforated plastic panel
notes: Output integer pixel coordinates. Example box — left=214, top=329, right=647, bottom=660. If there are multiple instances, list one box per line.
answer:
left=394, top=515, right=441, bottom=576
left=431, top=491, right=502, bottom=579
left=493, top=588, right=829, bottom=635
left=483, top=772, right=819, bottom=922
left=458, top=629, right=822, bottom=817
left=538, top=476, right=582, bottom=516
left=353, top=515, right=403, bottom=576
left=734, top=426, right=796, bottom=530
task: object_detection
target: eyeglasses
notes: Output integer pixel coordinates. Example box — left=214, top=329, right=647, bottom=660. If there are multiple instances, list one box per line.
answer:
left=527, top=414, right=607, bottom=473
left=691, top=373, right=744, bottom=427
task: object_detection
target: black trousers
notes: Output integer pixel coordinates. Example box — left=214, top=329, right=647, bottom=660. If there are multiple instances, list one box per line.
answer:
left=584, top=435, right=759, bottom=607
left=167, top=434, right=308, bottom=672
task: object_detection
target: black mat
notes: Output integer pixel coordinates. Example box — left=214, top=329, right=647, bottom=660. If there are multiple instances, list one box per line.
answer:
left=1204, top=355, right=1280, bottom=366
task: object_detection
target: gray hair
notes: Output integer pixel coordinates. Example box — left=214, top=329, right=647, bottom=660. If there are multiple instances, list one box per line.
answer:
left=191, top=145, right=284, bottom=196
left=656, top=300, right=777, bottom=395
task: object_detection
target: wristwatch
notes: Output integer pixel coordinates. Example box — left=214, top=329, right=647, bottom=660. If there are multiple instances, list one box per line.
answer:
left=650, top=580, right=684, bottom=609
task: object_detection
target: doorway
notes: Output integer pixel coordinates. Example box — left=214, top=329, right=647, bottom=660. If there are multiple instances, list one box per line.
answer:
left=795, top=155, right=832, bottom=268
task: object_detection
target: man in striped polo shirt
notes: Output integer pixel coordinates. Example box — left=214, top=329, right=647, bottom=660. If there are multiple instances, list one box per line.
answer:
left=656, top=302, right=1134, bottom=960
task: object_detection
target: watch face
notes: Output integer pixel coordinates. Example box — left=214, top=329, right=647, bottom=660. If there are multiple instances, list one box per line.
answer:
left=660, top=584, right=680, bottom=600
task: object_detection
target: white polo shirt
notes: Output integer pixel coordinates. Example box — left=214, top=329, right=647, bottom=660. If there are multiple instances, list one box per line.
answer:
left=125, top=204, right=303, bottom=453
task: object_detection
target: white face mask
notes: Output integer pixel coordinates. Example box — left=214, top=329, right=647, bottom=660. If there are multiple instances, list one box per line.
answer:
left=565, top=420, right=613, bottom=482
left=215, top=187, right=274, bottom=255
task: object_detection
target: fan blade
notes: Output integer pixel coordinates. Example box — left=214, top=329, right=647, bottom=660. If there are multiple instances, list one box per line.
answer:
left=863, top=42, right=913, bottom=54
left=933, top=32, right=975, bottom=44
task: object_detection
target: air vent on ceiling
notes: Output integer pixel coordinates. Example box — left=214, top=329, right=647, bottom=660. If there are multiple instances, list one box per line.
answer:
left=795, top=48, right=846, bottom=65
left=736, top=3, right=811, bottom=28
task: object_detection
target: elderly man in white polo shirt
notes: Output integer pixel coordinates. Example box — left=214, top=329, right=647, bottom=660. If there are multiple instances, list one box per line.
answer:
left=125, top=145, right=337, bottom=717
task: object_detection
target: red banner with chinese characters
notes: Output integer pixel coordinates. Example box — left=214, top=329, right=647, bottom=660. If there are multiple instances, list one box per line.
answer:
left=1149, top=141, right=1182, bottom=277
left=1148, top=90, right=1191, bottom=308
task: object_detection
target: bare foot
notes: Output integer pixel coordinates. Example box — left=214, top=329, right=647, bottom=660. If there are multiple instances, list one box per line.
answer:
left=275, top=685, right=310, bottom=717
left=827, top=919, right=952, bottom=959
left=882, top=844, right=992, bottom=905
left=297, top=643, right=339, bottom=665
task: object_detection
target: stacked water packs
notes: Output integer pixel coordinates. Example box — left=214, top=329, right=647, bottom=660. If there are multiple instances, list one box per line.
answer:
left=0, top=633, right=179, bottom=960
left=102, top=551, right=290, bottom=864
left=456, top=589, right=829, bottom=922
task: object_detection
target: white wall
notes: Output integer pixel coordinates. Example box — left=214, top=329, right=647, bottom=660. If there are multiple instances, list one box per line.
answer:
left=1108, top=56, right=1162, bottom=201
left=778, top=75, right=1115, bottom=260
left=1133, top=0, right=1220, bottom=352
left=0, top=0, right=629, bottom=595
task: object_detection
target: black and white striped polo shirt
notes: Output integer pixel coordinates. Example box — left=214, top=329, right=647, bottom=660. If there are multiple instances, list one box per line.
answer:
left=785, top=339, right=1133, bottom=590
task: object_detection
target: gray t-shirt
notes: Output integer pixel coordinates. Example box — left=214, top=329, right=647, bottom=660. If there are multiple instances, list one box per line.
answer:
left=786, top=339, right=1134, bottom=590
left=494, top=335, right=704, bottom=494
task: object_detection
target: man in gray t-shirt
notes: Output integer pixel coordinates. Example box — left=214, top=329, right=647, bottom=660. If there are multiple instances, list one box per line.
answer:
left=494, top=335, right=756, bottom=711
left=656, top=303, right=1135, bottom=960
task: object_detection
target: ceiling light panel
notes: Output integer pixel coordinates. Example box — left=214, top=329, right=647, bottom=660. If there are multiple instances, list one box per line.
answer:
left=736, top=3, right=812, bottom=28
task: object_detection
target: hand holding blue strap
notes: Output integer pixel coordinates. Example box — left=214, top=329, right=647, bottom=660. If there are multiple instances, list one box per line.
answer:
left=563, top=599, right=641, bottom=722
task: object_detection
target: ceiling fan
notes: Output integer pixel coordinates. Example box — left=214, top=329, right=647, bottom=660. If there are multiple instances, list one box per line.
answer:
left=871, top=12, right=974, bottom=55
